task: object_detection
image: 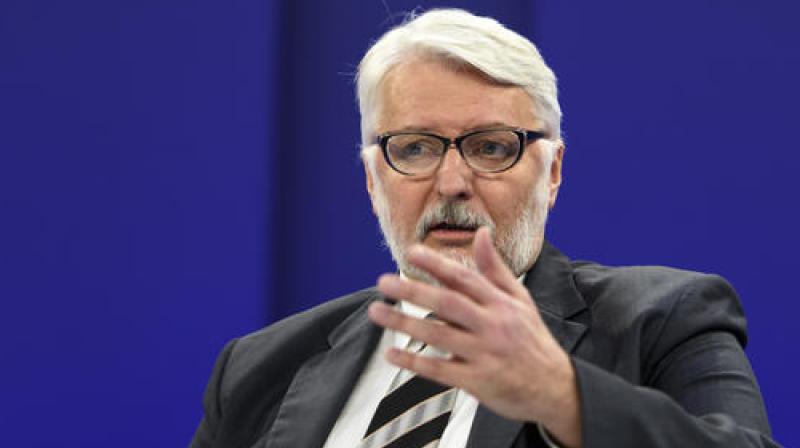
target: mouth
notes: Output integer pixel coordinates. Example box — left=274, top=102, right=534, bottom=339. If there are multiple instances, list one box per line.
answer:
left=426, top=222, right=479, bottom=244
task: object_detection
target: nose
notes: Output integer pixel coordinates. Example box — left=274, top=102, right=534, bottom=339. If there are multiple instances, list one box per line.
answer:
left=434, top=143, right=473, bottom=200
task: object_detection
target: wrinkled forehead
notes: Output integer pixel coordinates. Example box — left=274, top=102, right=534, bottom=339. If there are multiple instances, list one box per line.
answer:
left=376, top=57, right=539, bottom=135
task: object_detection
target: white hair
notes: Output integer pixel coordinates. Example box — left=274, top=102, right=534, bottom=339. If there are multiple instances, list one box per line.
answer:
left=356, top=8, right=561, bottom=160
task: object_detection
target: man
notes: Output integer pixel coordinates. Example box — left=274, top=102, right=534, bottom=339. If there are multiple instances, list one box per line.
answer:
left=191, top=9, right=777, bottom=448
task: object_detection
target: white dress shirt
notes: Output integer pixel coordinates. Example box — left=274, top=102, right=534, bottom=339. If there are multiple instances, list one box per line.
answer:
left=323, top=300, right=479, bottom=448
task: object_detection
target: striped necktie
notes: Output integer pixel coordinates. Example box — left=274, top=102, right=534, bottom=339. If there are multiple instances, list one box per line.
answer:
left=358, top=343, right=457, bottom=448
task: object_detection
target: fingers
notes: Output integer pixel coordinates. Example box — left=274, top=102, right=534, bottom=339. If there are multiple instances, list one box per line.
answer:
left=368, top=301, right=481, bottom=360
left=405, top=227, right=527, bottom=302
left=377, top=274, right=486, bottom=331
left=369, top=229, right=566, bottom=423
left=405, top=243, right=504, bottom=306
left=385, top=345, right=475, bottom=390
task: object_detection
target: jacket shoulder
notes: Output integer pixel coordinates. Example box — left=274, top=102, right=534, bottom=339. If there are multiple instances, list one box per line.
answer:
left=238, top=287, right=376, bottom=347
left=572, top=262, right=729, bottom=307
left=570, top=261, right=747, bottom=346
left=220, top=287, right=378, bottom=403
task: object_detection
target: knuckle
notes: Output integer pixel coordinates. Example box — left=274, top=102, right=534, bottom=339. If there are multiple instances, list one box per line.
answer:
left=391, top=312, right=410, bottom=330
left=499, top=310, right=519, bottom=330
left=405, top=281, right=422, bottom=301
left=436, top=291, right=460, bottom=315
left=496, top=296, right=519, bottom=313
left=471, top=359, right=495, bottom=383
left=484, top=315, right=519, bottom=354
left=421, top=323, right=443, bottom=346
left=421, top=358, right=443, bottom=378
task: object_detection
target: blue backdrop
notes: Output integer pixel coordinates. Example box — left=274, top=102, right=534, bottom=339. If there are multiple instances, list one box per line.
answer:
left=1, top=1, right=797, bottom=446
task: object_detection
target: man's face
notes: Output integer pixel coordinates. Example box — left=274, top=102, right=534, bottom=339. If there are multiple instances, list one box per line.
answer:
left=364, top=58, right=564, bottom=280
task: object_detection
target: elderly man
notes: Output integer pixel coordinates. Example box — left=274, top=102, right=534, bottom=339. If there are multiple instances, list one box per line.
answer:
left=191, top=9, right=777, bottom=448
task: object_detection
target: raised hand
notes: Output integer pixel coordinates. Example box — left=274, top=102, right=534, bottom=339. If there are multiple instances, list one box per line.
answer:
left=368, top=227, right=582, bottom=447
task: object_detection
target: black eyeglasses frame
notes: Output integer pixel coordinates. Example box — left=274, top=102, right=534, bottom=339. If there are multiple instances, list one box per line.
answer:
left=375, top=128, right=547, bottom=176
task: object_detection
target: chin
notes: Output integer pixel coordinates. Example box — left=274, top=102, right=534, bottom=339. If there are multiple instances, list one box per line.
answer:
left=432, top=246, right=478, bottom=270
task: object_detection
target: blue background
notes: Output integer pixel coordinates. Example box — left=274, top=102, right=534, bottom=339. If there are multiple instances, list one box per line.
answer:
left=1, top=0, right=797, bottom=446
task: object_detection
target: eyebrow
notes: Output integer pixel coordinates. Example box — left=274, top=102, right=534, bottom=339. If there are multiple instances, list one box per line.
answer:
left=388, top=122, right=515, bottom=134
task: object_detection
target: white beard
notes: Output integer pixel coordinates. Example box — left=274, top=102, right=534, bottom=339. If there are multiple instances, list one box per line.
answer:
left=371, top=163, right=551, bottom=283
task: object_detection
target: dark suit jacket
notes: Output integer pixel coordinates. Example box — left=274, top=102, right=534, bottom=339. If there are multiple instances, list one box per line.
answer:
left=191, top=243, right=778, bottom=447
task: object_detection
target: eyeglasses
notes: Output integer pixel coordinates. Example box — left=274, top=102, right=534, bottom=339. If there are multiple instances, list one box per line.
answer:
left=375, top=128, right=546, bottom=176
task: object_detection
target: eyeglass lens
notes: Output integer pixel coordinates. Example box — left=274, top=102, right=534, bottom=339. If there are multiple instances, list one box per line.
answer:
left=385, top=130, right=521, bottom=174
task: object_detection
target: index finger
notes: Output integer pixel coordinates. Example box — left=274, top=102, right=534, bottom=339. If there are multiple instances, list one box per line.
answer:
left=377, top=273, right=486, bottom=331
left=405, top=243, right=504, bottom=306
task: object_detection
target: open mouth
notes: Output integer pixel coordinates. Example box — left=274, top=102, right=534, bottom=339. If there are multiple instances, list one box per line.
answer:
left=426, top=221, right=478, bottom=243
left=429, top=222, right=478, bottom=232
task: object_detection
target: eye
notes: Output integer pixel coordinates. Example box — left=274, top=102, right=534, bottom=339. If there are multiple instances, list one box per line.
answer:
left=387, top=135, right=440, bottom=161
left=471, top=139, right=515, bottom=159
left=461, top=131, right=521, bottom=171
left=400, top=142, right=426, bottom=157
left=477, top=141, right=510, bottom=157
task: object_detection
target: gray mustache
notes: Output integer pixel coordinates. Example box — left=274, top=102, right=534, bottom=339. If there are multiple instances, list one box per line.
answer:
left=415, top=201, right=495, bottom=241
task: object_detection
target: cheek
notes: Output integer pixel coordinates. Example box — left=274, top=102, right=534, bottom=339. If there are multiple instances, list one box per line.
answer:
left=488, top=192, right=526, bottom=227
left=380, top=176, right=431, bottom=234
left=476, top=175, right=540, bottom=229
left=482, top=174, right=531, bottom=203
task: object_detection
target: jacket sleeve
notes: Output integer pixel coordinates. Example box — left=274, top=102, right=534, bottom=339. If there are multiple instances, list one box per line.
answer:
left=574, top=274, right=779, bottom=447
left=190, top=339, right=238, bottom=448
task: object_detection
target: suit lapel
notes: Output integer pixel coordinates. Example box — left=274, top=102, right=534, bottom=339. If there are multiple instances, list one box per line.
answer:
left=467, top=242, right=588, bottom=447
left=260, top=292, right=384, bottom=448
left=528, top=242, right=589, bottom=354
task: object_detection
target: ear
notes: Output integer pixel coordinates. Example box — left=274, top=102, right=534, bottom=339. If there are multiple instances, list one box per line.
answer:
left=362, top=152, right=378, bottom=217
left=547, top=140, right=565, bottom=209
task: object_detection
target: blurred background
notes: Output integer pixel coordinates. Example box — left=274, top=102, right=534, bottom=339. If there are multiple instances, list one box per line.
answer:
left=1, top=0, right=797, bottom=446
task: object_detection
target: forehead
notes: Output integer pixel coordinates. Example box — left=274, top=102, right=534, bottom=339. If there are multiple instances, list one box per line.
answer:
left=378, top=58, right=538, bottom=133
